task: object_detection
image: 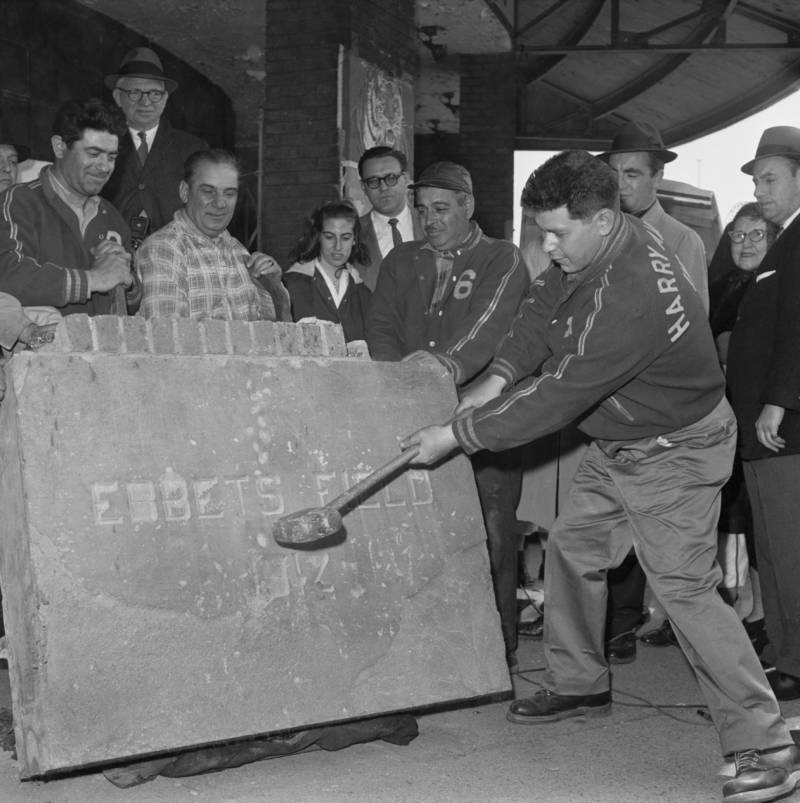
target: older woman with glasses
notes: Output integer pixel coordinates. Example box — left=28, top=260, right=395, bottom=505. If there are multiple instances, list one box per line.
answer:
left=706, top=202, right=779, bottom=658
left=710, top=203, right=779, bottom=357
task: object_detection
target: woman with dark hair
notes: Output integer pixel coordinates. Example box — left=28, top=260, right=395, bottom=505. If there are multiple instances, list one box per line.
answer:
left=284, top=200, right=372, bottom=343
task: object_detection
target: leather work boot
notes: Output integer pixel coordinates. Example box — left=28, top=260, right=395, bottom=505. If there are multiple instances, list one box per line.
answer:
left=507, top=689, right=611, bottom=724
left=722, top=744, right=800, bottom=803
left=606, top=634, right=637, bottom=664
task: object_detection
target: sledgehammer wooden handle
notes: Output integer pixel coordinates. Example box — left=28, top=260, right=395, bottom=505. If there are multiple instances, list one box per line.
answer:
left=271, top=446, right=421, bottom=547
left=327, top=446, right=420, bottom=511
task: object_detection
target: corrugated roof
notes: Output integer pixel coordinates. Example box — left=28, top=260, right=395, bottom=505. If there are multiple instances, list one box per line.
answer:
left=416, top=0, right=800, bottom=149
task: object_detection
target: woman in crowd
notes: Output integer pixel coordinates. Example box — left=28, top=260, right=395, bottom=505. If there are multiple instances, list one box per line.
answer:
left=284, top=200, right=371, bottom=343
left=708, top=202, right=779, bottom=654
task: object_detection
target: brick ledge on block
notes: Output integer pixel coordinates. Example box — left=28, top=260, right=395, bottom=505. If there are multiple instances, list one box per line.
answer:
left=42, top=315, right=350, bottom=358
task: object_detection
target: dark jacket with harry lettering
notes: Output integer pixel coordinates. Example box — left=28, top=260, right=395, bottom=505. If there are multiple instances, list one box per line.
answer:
left=727, top=211, right=800, bottom=460
left=365, top=222, right=530, bottom=386
left=453, top=213, right=725, bottom=454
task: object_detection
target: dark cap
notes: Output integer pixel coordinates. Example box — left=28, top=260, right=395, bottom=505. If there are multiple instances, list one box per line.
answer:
left=104, top=47, right=177, bottom=93
left=410, top=161, right=473, bottom=194
left=600, top=120, right=677, bottom=164
left=741, top=126, right=800, bottom=175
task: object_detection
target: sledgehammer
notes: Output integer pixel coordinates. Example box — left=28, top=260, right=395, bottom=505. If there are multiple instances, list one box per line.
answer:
left=272, top=446, right=420, bottom=548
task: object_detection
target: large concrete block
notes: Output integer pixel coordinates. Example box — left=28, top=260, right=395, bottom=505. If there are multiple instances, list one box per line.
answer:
left=0, top=344, right=509, bottom=776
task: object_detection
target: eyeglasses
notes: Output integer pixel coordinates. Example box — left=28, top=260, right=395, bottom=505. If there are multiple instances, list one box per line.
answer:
left=116, top=88, right=166, bottom=103
left=362, top=172, right=404, bottom=190
left=727, top=228, right=767, bottom=244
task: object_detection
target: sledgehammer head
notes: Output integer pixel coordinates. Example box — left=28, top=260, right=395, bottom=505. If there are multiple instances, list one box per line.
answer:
left=272, top=507, right=343, bottom=547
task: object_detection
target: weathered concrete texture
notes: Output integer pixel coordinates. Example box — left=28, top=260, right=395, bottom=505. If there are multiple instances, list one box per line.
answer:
left=0, top=319, right=509, bottom=777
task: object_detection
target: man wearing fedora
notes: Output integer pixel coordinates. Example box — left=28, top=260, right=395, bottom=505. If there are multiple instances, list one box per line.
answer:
left=600, top=120, right=709, bottom=665
left=602, top=120, right=708, bottom=309
left=102, top=46, right=208, bottom=242
left=366, top=161, right=530, bottom=671
left=727, top=126, right=800, bottom=707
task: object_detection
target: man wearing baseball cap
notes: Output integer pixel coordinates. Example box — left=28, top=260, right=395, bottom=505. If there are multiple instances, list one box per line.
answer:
left=366, top=160, right=530, bottom=670
left=727, top=126, right=800, bottom=708
left=101, top=46, right=208, bottom=242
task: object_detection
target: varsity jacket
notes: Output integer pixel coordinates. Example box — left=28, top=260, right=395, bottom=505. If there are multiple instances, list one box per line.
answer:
left=642, top=200, right=708, bottom=312
left=453, top=214, right=725, bottom=454
left=365, top=222, right=529, bottom=386
left=284, top=260, right=371, bottom=342
left=727, top=211, right=800, bottom=460
left=0, top=168, right=138, bottom=315
left=101, top=119, right=208, bottom=234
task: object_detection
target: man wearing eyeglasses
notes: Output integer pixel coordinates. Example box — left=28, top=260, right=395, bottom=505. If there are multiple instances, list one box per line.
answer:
left=356, top=146, right=423, bottom=290
left=102, top=47, right=208, bottom=242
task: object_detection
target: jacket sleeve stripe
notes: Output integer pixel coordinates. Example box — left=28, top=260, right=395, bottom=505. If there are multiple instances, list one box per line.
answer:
left=469, top=269, right=610, bottom=446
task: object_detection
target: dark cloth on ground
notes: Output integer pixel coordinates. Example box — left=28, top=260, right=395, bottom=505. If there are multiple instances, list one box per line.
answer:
left=101, top=715, right=418, bottom=787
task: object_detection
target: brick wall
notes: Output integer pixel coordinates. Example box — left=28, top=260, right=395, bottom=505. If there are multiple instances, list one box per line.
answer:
left=459, top=54, right=517, bottom=240
left=262, top=0, right=417, bottom=263
left=43, top=315, right=351, bottom=359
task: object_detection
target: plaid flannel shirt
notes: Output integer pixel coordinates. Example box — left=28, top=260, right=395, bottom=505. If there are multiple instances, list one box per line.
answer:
left=137, top=210, right=277, bottom=320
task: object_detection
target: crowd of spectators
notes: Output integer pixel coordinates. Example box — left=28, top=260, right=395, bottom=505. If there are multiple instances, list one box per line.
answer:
left=1, top=43, right=800, bottom=803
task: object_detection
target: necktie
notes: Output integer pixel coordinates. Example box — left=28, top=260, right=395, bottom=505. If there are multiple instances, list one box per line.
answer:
left=388, top=217, right=402, bottom=248
left=136, top=131, right=148, bottom=165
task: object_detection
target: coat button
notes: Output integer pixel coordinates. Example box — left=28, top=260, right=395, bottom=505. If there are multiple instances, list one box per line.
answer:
left=428, top=340, right=436, bottom=347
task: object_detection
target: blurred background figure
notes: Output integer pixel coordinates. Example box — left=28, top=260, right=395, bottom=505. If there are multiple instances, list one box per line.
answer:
left=0, top=136, right=28, bottom=193
left=284, top=200, right=371, bottom=344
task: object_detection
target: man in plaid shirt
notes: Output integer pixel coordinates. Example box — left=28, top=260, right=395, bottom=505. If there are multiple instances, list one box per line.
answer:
left=137, top=148, right=289, bottom=320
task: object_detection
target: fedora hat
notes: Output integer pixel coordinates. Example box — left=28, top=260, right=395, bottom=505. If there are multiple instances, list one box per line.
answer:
left=104, top=47, right=177, bottom=93
left=600, top=120, right=677, bottom=164
left=740, top=126, right=800, bottom=175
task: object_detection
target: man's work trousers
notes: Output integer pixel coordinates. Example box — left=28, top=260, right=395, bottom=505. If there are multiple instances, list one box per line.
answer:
left=472, top=447, right=522, bottom=663
left=542, top=398, right=789, bottom=755
left=744, top=453, right=800, bottom=679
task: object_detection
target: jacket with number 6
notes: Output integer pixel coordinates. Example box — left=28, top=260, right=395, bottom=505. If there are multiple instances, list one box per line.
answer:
left=365, top=222, right=529, bottom=386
